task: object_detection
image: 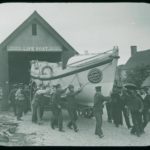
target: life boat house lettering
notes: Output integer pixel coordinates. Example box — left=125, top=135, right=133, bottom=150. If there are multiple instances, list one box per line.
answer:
left=0, top=11, right=78, bottom=110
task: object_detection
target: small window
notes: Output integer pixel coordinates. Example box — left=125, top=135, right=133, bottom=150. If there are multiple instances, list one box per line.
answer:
left=32, top=24, right=37, bottom=35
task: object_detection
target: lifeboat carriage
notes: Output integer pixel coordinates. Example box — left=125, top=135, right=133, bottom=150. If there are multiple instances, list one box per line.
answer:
left=30, top=46, right=119, bottom=118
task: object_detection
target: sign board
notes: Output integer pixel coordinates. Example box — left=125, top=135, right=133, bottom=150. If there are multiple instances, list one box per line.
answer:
left=7, top=46, right=62, bottom=52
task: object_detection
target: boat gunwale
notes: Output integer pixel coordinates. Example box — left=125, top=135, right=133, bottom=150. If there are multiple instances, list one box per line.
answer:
left=31, top=57, right=114, bottom=81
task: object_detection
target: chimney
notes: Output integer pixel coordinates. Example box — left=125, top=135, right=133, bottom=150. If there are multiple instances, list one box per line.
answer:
left=131, top=46, right=137, bottom=57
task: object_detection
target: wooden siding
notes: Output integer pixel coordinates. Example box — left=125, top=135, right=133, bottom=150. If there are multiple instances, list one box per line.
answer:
left=7, top=20, right=62, bottom=52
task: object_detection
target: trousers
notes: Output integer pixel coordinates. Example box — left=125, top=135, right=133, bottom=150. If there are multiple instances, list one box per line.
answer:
left=67, top=107, right=78, bottom=130
left=32, top=102, right=44, bottom=123
left=130, top=111, right=142, bottom=135
left=11, top=101, right=17, bottom=116
left=16, top=100, right=24, bottom=120
left=142, top=110, right=149, bottom=129
left=94, top=112, right=103, bottom=136
left=122, top=107, right=132, bottom=128
left=106, top=102, right=113, bottom=122
left=51, top=107, right=63, bottom=130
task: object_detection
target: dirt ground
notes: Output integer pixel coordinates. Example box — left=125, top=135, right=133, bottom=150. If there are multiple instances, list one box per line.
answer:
left=0, top=108, right=150, bottom=146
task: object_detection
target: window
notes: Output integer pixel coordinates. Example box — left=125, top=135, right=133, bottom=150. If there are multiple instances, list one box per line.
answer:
left=32, top=24, right=37, bottom=35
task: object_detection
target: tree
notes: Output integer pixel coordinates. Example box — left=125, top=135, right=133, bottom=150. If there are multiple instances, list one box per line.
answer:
left=125, top=64, right=150, bottom=88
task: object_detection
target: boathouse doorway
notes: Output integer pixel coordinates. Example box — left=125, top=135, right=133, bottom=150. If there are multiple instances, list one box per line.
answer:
left=8, top=51, right=61, bottom=85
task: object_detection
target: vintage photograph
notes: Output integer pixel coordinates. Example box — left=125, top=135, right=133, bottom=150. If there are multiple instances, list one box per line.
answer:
left=0, top=2, right=150, bottom=146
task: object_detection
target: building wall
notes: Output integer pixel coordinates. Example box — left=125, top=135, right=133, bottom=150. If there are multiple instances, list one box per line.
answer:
left=115, top=65, right=127, bottom=86
left=0, top=47, right=9, bottom=110
left=7, top=20, right=63, bottom=52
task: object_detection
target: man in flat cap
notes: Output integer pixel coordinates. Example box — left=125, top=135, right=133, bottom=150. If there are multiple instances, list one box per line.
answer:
left=51, top=84, right=67, bottom=132
left=120, top=86, right=132, bottom=129
left=15, top=83, right=26, bottom=121
left=8, top=84, right=18, bottom=116
left=23, top=84, right=30, bottom=114
left=125, top=88, right=144, bottom=137
left=31, top=84, right=47, bottom=124
left=66, top=84, right=83, bottom=132
left=140, top=87, right=150, bottom=132
left=93, top=86, right=107, bottom=138
left=111, top=86, right=123, bottom=127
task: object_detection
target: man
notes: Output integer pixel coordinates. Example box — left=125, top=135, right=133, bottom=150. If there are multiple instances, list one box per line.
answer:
left=93, top=86, right=106, bottom=138
left=66, top=84, right=82, bottom=132
left=23, top=84, right=30, bottom=114
left=51, top=85, right=58, bottom=129
left=126, top=89, right=144, bottom=137
left=15, top=83, right=25, bottom=121
left=105, top=98, right=113, bottom=123
left=120, top=87, right=132, bottom=129
left=136, top=88, right=147, bottom=134
left=141, top=87, right=150, bottom=131
left=31, top=84, right=47, bottom=124
left=111, top=86, right=123, bottom=127
left=51, top=84, right=67, bottom=132
left=8, top=84, right=18, bottom=116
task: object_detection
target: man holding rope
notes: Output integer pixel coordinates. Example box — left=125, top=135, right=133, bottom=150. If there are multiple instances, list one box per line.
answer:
left=51, top=84, right=68, bottom=132
left=66, top=84, right=83, bottom=132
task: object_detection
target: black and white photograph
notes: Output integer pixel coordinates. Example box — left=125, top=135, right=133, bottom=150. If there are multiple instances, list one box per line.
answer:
left=0, top=2, right=150, bottom=146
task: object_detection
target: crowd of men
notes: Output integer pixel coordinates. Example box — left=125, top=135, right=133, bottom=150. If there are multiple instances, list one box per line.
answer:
left=8, top=82, right=83, bottom=133
left=8, top=82, right=150, bottom=139
left=105, top=85, right=150, bottom=137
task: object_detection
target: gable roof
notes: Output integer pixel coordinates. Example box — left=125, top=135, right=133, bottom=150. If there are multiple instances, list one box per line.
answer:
left=0, top=11, right=78, bottom=55
left=124, top=49, right=150, bottom=69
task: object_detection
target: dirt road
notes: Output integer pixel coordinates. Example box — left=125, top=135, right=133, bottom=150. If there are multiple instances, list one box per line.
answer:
left=14, top=108, right=150, bottom=146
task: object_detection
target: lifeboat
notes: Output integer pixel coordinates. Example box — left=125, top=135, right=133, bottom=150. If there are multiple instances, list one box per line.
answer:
left=30, top=46, right=119, bottom=117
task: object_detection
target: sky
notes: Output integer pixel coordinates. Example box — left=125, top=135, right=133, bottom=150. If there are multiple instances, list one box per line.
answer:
left=0, top=3, right=150, bottom=65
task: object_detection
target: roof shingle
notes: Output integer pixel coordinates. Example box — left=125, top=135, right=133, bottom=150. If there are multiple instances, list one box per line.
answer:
left=124, top=49, right=150, bottom=69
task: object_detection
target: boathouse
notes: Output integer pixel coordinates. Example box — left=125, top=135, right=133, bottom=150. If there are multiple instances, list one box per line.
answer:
left=0, top=11, right=78, bottom=110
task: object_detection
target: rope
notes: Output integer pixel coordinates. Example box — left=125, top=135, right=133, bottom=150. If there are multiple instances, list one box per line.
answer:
left=70, top=74, right=77, bottom=84
left=75, top=74, right=82, bottom=87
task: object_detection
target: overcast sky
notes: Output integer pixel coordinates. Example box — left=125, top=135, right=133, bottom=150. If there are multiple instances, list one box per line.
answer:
left=0, top=3, right=150, bottom=65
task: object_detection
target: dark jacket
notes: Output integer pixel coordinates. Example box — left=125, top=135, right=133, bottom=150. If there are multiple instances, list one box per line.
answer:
left=67, top=90, right=81, bottom=109
left=15, top=89, right=25, bottom=101
left=143, top=94, right=150, bottom=111
left=93, top=92, right=105, bottom=114
left=111, top=92, right=123, bottom=110
left=52, top=88, right=67, bottom=109
left=126, top=91, right=144, bottom=112
left=9, top=88, right=18, bottom=104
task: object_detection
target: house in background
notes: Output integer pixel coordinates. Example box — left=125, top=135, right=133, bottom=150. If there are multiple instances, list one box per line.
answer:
left=115, top=46, right=150, bottom=87
left=124, top=46, right=150, bottom=70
